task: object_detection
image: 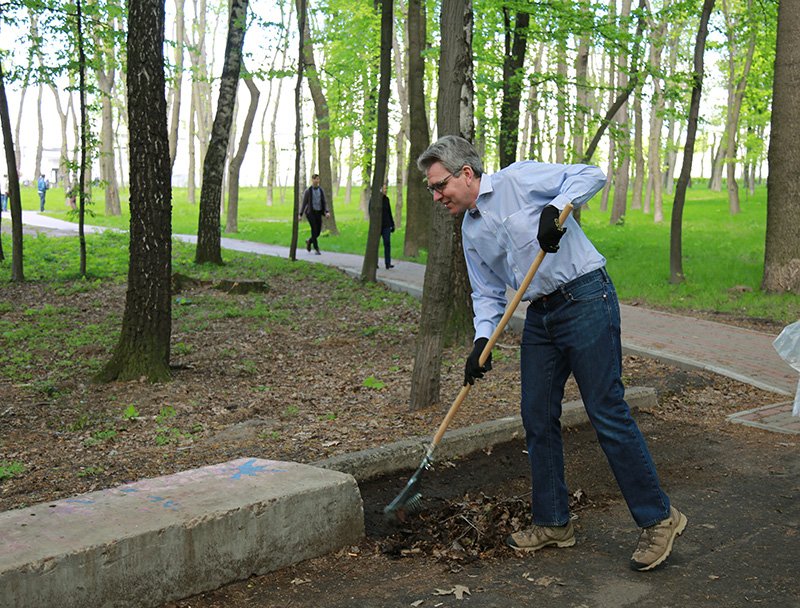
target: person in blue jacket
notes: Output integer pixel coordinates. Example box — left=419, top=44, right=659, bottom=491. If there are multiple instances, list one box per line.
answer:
left=417, top=135, right=686, bottom=572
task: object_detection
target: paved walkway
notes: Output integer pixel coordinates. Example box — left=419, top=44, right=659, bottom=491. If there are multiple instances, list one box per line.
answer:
left=5, top=210, right=798, bottom=433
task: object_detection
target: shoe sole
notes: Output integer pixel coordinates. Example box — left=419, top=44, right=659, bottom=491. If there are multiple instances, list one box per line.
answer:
left=632, top=511, right=688, bottom=572
left=507, top=536, right=576, bottom=553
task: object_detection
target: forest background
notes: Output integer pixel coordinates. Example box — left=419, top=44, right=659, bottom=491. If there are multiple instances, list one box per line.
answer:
left=0, top=0, right=797, bottom=391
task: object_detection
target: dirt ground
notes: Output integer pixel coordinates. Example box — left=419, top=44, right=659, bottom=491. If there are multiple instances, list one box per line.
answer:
left=0, top=250, right=796, bottom=607
left=163, top=414, right=799, bottom=608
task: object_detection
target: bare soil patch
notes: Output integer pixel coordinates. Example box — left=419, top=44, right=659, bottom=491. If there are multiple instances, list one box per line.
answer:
left=0, top=261, right=784, bottom=514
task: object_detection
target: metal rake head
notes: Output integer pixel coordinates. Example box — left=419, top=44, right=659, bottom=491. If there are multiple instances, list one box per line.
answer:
left=384, top=457, right=432, bottom=523
left=383, top=476, right=423, bottom=523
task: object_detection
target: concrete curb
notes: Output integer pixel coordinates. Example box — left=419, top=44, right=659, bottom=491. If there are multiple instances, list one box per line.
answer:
left=315, top=387, right=658, bottom=481
left=0, top=459, right=364, bottom=608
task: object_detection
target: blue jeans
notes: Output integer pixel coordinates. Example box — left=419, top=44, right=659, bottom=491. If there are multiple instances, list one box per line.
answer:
left=38, top=191, right=46, bottom=211
left=520, top=267, right=670, bottom=528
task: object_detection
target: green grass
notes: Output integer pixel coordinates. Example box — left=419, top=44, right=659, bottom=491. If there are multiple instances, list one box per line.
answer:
left=3, top=181, right=798, bottom=323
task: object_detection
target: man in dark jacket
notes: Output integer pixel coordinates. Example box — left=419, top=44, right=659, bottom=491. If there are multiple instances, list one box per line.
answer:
left=298, top=174, right=330, bottom=254
left=379, top=183, right=395, bottom=269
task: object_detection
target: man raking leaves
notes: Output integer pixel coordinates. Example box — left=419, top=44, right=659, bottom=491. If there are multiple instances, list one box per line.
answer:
left=411, top=135, right=686, bottom=572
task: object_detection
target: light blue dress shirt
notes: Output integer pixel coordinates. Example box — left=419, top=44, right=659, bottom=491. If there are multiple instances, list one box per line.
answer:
left=462, top=160, right=607, bottom=342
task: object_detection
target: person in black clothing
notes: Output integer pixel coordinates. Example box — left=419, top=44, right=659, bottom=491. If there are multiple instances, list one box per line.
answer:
left=379, top=183, right=395, bottom=269
left=298, top=174, right=330, bottom=254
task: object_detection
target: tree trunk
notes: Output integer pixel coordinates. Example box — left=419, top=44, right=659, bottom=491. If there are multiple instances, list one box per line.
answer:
left=97, top=0, right=172, bottom=382
left=168, top=0, right=186, bottom=169
left=195, top=0, right=249, bottom=264
left=291, top=0, right=307, bottom=261
left=670, top=0, right=715, bottom=284
left=297, top=3, right=338, bottom=236
left=498, top=8, right=529, bottom=168
left=722, top=0, right=757, bottom=215
left=226, top=75, right=260, bottom=234
left=403, top=0, right=430, bottom=257
left=609, top=0, right=633, bottom=226
left=35, top=84, right=44, bottom=180
left=409, top=0, right=473, bottom=411
left=393, top=15, right=409, bottom=229
left=762, top=0, right=800, bottom=293
left=573, top=2, right=590, bottom=162
left=555, top=39, right=567, bottom=163
left=361, top=0, right=393, bottom=282
left=0, top=62, right=24, bottom=282
left=645, top=9, right=668, bottom=219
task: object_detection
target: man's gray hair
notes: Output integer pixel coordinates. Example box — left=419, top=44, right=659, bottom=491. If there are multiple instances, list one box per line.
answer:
left=417, top=135, right=484, bottom=177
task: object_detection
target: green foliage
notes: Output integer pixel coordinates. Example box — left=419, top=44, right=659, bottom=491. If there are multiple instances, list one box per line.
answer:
left=77, top=465, right=105, bottom=478
left=155, top=405, right=177, bottom=424
left=83, top=429, right=116, bottom=447
left=362, top=375, right=384, bottom=389
left=121, top=404, right=140, bottom=420
left=0, top=461, right=26, bottom=481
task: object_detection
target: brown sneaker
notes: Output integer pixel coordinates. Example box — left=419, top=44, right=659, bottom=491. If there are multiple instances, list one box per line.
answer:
left=630, top=506, right=687, bottom=571
left=506, top=521, right=576, bottom=553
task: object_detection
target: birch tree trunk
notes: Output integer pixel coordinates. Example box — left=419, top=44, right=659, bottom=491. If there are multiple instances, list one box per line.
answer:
left=168, top=0, right=186, bottom=169
left=226, top=76, right=260, bottom=233
left=195, top=0, right=249, bottom=264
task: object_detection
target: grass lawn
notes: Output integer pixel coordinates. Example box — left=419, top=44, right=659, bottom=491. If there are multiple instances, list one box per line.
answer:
left=3, top=180, right=798, bottom=324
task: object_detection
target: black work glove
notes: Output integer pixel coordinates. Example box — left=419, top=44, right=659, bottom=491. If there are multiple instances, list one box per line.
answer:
left=537, top=205, right=567, bottom=253
left=464, top=338, right=492, bottom=386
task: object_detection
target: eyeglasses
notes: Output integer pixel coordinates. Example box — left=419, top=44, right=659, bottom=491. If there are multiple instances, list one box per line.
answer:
left=426, top=172, right=456, bottom=195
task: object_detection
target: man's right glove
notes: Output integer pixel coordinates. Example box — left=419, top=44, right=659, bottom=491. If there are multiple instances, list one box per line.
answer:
left=537, top=205, right=567, bottom=253
left=464, top=337, right=492, bottom=386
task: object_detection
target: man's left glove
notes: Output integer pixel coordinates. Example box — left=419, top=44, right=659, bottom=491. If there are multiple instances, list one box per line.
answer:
left=464, top=338, right=492, bottom=386
left=537, top=205, right=567, bottom=253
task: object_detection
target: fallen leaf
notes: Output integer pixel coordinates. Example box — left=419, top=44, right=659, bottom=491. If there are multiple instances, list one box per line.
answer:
left=432, top=585, right=470, bottom=600
left=411, top=601, right=424, bottom=607
left=290, top=578, right=311, bottom=585
left=453, top=585, right=471, bottom=600
left=533, top=576, right=564, bottom=587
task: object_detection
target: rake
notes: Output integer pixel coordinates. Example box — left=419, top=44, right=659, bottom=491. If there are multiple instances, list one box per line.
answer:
left=384, top=204, right=574, bottom=522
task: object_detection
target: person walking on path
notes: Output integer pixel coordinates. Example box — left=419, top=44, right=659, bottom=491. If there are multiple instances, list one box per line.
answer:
left=417, top=135, right=686, bottom=572
left=37, top=174, right=49, bottom=212
left=298, top=174, right=330, bottom=255
left=379, top=183, right=395, bottom=269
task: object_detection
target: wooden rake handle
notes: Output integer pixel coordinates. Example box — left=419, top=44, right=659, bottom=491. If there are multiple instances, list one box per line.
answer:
left=427, top=203, right=574, bottom=454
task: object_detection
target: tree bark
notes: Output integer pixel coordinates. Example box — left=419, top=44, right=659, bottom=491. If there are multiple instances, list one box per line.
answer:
left=0, top=62, right=24, bottom=282
left=168, top=0, right=186, bottom=169
left=498, top=8, right=529, bottom=168
left=670, top=0, right=715, bottom=284
left=409, top=0, right=473, bottom=411
left=226, top=75, right=260, bottom=234
left=403, top=0, right=430, bottom=257
left=361, top=0, right=393, bottom=282
left=195, top=0, right=249, bottom=265
left=762, top=0, right=800, bottom=293
left=722, top=0, right=757, bottom=215
left=97, top=0, right=173, bottom=382
left=298, top=3, right=339, bottom=236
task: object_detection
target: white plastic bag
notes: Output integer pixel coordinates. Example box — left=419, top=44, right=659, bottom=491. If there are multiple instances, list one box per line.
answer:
left=773, top=320, right=800, bottom=416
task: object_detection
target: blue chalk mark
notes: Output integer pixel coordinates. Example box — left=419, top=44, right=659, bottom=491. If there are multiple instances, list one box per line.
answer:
left=147, top=495, right=180, bottom=510
left=119, top=487, right=139, bottom=494
left=65, top=498, right=95, bottom=504
left=230, top=459, right=287, bottom=479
